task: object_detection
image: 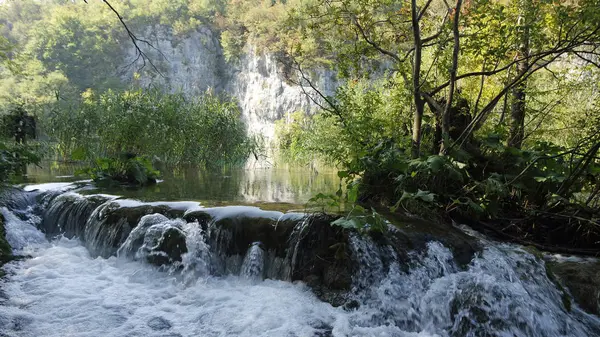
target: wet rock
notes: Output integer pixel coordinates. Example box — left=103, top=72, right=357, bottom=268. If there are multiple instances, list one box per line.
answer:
left=288, top=214, right=355, bottom=305
left=41, top=193, right=111, bottom=238
left=0, top=213, right=12, bottom=269
left=312, top=322, right=333, bottom=337
left=84, top=202, right=185, bottom=258
left=146, top=227, right=188, bottom=266
left=343, top=299, right=360, bottom=311
left=0, top=187, right=37, bottom=211
left=383, top=212, right=482, bottom=268
left=118, top=214, right=188, bottom=266
left=548, top=260, right=600, bottom=316
left=196, top=209, right=300, bottom=257
left=240, top=242, right=265, bottom=280
left=147, top=316, right=172, bottom=330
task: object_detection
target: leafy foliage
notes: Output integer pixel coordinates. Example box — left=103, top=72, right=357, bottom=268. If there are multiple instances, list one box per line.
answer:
left=77, top=154, right=160, bottom=186
left=0, top=142, right=41, bottom=183
left=44, top=89, right=256, bottom=168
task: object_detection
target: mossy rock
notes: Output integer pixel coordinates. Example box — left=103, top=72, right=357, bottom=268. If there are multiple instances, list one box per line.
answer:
left=1, top=212, right=15, bottom=280
left=548, top=260, right=600, bottom=316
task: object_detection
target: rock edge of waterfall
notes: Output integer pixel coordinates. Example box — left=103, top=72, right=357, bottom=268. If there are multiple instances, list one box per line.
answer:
left=0, top=212, right=10, bottom=270
left=2, top=183, right=600, bottom=320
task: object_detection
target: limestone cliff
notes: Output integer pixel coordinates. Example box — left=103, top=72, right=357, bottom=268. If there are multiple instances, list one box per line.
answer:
left=121, top=25, right=337, bottom=143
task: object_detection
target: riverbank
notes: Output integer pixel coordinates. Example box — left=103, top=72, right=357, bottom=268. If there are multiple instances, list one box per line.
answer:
left=353, top=148, right=600, bottom=257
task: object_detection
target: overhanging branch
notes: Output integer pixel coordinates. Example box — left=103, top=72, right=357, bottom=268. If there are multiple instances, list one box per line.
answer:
left=87, top=0, right=166, bottom=76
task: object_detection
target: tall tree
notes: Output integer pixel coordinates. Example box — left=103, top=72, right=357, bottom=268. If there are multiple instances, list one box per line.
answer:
left=508, top=0, right=533, bottom=149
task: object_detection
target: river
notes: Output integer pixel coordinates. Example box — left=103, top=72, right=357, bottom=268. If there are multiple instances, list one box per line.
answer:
left=0, top=167, right=599, bottom=337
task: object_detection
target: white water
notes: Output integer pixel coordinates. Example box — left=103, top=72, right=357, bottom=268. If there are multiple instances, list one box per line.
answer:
left=2, top=206, right=600, bottom=337
left=240, top=243, right=265, bottom=281
left=0, top=208, right=434, bottom=337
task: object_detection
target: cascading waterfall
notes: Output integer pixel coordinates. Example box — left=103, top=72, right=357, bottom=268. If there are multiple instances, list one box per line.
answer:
left=180, top=220, right=213, bottom=280
left=0, top=206, right=45, bottom=252
left=1, top=185, right=600, bottom=337
left=240, top=242, right=265, bottom=280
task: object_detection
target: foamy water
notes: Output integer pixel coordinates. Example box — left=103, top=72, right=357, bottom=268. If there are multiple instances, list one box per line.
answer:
left=0, top=208, right=435, bottom=337
left=2, top=203, right=600, bottom=337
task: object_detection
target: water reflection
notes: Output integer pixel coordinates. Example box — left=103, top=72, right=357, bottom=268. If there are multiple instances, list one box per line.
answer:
left=25, top=163, right=340, bottom=205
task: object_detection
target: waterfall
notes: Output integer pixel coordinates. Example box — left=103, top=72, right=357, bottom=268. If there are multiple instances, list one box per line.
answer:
left=1, top=186, right=600, bottom=337
left=240, top=242, right=265, bottom=280
left=0, top=206, right=46, bottom=252
left=180, top=221, right=213, bottom=281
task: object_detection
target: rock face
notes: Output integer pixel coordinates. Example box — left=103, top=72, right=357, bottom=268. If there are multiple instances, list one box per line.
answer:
left=0, top=212, right=11, bottom=266
left=121, top=25, right=337, bottom=145
left=549, top=260, right=600, bottom=316
left=121, top=25, right=225, bottom=94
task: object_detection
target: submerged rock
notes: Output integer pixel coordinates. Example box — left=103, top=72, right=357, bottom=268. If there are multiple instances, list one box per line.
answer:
left=147, top=316, right=172, bottom=330
left=240, top=242, right=265, bottom=280
left=42, top=193, right=112, bottom=238
left=548, top=260, right=600, bottom=316
left=382, top=212, right=481, bottom=268
left=147, top=226, right=188, bottom=266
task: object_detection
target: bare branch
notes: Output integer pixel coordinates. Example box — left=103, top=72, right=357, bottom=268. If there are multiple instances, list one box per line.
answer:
left=451, top=50, right=568, bottom=150
left=430, top=25, right=600, bottom=95
left=421, top=12, right=450, bottom=44
left=95, top=0, right=166, bottom=77
left=573, top=51, right=600, bottom=69
left=352, top=16, right=402, bottom=63
left=473, top=59, right=487, bottom=114
left=417, top=0, right=434, bottom=22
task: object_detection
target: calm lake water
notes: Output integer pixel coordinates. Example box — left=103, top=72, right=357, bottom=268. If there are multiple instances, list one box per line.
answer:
left=24, top=162, right=340, bottom=207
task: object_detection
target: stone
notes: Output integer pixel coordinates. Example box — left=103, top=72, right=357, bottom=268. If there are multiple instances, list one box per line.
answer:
left=147, top=316, right=172, bottom=331
left=0, top=213, right=12, bottom=268
left=548, top=260, right=600, bottom=316
left=146, top=227, right=188, bottom=266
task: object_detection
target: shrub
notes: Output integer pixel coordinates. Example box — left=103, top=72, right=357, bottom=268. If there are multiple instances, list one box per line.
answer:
left=44, top=89, right=257, bottom=168
left=76, top=154, right=160, bottom=186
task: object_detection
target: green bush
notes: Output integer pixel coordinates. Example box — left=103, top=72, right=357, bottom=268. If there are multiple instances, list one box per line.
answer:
left=77, top=155, right=160, bottom=186
left=0, top=142, right=41, bottom=183
left=44, top=89, right=257, bottom=168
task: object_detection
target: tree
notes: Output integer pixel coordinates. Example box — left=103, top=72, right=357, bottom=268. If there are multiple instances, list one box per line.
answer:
left=276, top=0, right=600, bottom=157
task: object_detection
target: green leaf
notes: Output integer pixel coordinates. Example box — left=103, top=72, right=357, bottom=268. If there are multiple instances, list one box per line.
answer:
left=71, top=147, right=88, bottom=161
left=332, top=217, right=362, bottom=230
left=427, top=155, right=445, bottom=172
left=347, top=184, right=359, bottom=204
left=415, top=189, right=435, bottom=202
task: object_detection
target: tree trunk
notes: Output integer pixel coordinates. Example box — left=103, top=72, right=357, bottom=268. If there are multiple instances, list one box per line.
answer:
left=508, top=0, right=530, bottom=149
left=440, top=0, right=463, bottom=155
left=411, top=0, right=424, bottom=159
left=508, top=76, right=526, bottom=148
